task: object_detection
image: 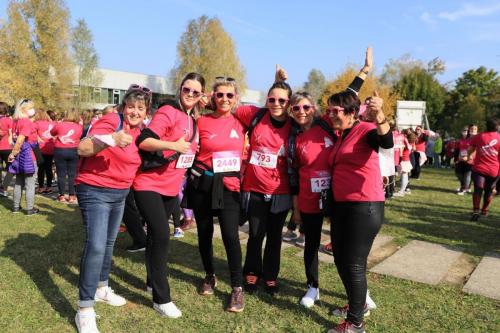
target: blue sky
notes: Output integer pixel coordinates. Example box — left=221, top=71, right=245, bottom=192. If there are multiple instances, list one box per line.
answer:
left=1, top=0, right=499, bottom=91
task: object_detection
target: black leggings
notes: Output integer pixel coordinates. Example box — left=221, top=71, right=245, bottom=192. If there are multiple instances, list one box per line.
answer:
left=331, top=201, right=384, bottom=326
left=301, top=212, right=324, bottom=288
left=411, top=151, right=422, bottom=179
left=243, top=192, right=289, bottom=281
left=134, top=191, right=178, bottom=304
left=123, top=190, right=146, bottom=247
left=37, top=154, right=53, bottom=188
left=472, top=171, right=499, bottom=213
left=0, top=149, right=11, bottom=185
left=191, top=188, right=243, bottom=287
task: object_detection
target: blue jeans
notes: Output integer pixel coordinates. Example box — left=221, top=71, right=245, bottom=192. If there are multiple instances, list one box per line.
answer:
left=76, top=183, right=129, bottom=307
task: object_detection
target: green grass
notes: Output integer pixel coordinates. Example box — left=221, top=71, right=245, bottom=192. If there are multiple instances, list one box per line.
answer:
left=0, top=168, right=499, bottom=332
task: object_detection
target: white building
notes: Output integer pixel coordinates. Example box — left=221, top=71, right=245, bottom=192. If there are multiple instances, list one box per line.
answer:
left=75, top=68, right=266, bottom=109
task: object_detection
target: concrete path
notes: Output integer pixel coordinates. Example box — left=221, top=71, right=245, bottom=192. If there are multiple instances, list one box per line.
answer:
left=463, top=252, right=500, bottom=300
left=370, top=240, right=463, bottom=285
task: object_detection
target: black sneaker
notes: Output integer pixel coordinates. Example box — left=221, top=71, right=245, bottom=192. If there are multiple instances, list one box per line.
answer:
left=470, top=212, right=480, bottom=222
left=12, top=207, right=21, bottom=213
left=26, top=208, right=40, bottom=216
left=244, top=274, right=258, bottom=293
left=126, top=244, right=146, bottom=253
left=264, top=280, right=278, bottom=295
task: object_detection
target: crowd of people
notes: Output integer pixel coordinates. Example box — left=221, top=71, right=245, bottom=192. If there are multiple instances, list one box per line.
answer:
left=0, top=46, right=499, bottom=333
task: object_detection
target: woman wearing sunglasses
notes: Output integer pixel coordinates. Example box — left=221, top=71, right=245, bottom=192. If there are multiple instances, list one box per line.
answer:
left=133, top=73, right=205, bottom=319
left=326, top=90, right=392, bottom=333
left=186, top=76, right=246, bottom=312
left=74, top=84, right=150, bottom=333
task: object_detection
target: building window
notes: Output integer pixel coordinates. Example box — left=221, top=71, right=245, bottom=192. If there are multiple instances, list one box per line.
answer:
left=113, top=89, right=120, bottom=104
left=93, top=88, right=101, bottom=102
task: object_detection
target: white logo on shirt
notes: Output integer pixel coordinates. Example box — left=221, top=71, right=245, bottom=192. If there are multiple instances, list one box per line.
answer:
left=208, top=133, right=217, bottom=140
left=324, top=137, right=333, bottom=148
left=230, top=129, right=239, bottom=139
left=60, top=129, right=75, bottom=144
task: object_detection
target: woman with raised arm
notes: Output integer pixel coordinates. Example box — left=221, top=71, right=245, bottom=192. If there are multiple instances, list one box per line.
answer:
left=133, top=73, right=205, bottom=318
left=326, top=90, right=393, bottom=333
left=74, top=84, right=150, bottom=333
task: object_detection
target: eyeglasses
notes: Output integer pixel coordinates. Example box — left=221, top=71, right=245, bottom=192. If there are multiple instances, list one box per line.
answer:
left=215, top=76, right=235, bottom=82
left=291, top=104, right=313, bottom=113
left=327, top=106, right=344, bottom=116
left=127, top=84, right=152, bottom=96
left=181, top=86, right=202, bottom=98
left=267, top=97, right=288, bottom=106
left=20, top=99, right=31, bottom=106
left=215, top=92, right=235, bottom=100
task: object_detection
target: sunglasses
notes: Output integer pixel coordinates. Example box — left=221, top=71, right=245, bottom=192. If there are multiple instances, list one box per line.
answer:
left=291, top=104, right=313, bottom=113
left=327, top=106, right=344, bottom=116
left=215, top=92, right=235, bottom=99
left=20, top=99, right=31, bottom=106
left=181, top=86, right=202, bottom=98
left=267, top=97, right=288, bottom=106
left=215, top=76, right=236, bottom=82
left=128, top=84, right=152, bottom=96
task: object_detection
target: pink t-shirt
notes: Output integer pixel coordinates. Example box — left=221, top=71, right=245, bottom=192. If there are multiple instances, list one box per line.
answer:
left=34, top=120, right=55, bottom=155
left=133, top=105, right=198, bottom=196
left=51, top=121, right=83, bottom=149
left=470, top=132, right=500, bottom=178
left=235, top=105, right=291, bottom=195
left=195, top=113, right=246, bottom=192
left=76, top=113, right=141, bottom=189
left=0, top=116, right=13, bottom=150
left=296, top=124, right=335, bottom=213
left=13, top=118, right=37, bottom=143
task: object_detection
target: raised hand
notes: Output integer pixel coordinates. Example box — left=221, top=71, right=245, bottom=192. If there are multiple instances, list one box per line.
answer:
left=275, top=64, right=288, bottom=82
left=363, top=46, right=373, bottom=73
left=367, top=90, right=385, bottom=124
left=112, top=127, right=133, bottom=148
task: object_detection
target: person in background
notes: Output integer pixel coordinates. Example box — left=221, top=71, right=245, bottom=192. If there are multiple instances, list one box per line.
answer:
left=81, top=109, right=94, bottom=139
left=0, top=101, right=13, bottom=197
left=455, top=127, right=473, bottom=195
left=411, top=126, right=428, bottom=179
left=51, top=109, right=83, bottom=204
left=393, top=131, right=416, bottom=197
left=443, top=137, right=455, bottom=168
left=8, top=99, right=39, bottom=215
left=74, top=84, right=150, bottom=333
left=34, top=109, right=55, bottom=194
left=467, top=118, right=500, bottom=221
left=282, top=212, right=306, bottom=247
left=433, top=131, right=443, bottom=168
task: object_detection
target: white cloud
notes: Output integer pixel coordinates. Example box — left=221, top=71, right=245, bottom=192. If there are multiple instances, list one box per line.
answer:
left=420, top=12, right=437, bottom=28
left=438, top=2, right=500, bottom=21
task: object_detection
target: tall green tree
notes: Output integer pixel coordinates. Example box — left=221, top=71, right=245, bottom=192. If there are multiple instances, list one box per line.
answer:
left=380, top=53, right=424, bottom=86
left=71, top=18, right=102, bottom=108
left=394, top=67, right=447, bottom=128
left=303, top=69, right=326, bottom=103
left=169, top=16, right=246, bottom=92
left=450, top=94, right=486, bottom=133
left=0, top=0, right=73, bottom=109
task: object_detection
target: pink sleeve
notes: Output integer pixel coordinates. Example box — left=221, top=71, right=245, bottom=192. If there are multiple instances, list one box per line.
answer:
left=50, top=123, right=58, bottom=136
left=469, top=135, right=478, bottom=148
left=234, top=105, right=260, bottom=128
left=89, top=113, right=119, bottom=136
left=147, top=107, right=175, bottom=138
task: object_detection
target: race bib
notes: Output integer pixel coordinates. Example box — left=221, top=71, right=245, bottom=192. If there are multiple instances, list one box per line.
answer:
left=459, top=149, right=468, bottom=158
left=249, top=147, right=278, bottom=169
left=213, top=151, right=240, bottom=173
left=310, top=170, right=331, bottom=193
left=176, top=153, right=195, bottom=169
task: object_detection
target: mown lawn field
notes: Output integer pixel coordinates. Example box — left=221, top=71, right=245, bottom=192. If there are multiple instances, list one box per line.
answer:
left=0, top=167, right=499, bottom=332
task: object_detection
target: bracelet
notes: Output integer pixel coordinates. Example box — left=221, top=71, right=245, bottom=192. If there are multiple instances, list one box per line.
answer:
left=376, top=118, right=387, bottom=125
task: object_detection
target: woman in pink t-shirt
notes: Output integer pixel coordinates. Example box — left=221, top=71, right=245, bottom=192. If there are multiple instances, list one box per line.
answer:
left=51, top=109, right=83, bottom=203
left=0, top=101, right=13, bottom=195
left=34, top=109, right=55, bottom=194
left=467, top=118, right=500, bottom=221
left=9, top=98, right=39, bottom=214
left=326, top=90, right=392, bottom=333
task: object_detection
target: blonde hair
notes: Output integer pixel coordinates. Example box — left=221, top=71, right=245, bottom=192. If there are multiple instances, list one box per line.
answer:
left=13, top=99, right=34, bottom=120
left=63, top=108, right=81, bottom=123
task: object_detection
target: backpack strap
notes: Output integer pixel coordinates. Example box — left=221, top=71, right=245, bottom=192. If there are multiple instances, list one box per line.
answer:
left=287, top=120, right=301, bottom=191
left=247, top=108, right=267, bottom=139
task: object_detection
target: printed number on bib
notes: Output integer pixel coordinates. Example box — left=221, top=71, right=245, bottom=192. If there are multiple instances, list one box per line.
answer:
left=310, top=170, right=331, bottom=193
left=459, top=149, right=468, bottom=158
left=249, top=147, right=278, bottom=169
left=213, top=151, right=240, bottom=173
left=176, top=153, right=195, bottom=169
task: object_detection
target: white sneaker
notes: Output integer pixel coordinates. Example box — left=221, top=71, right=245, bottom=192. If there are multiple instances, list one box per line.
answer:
left=75, top=310, right=100, bottom=333
left=300, top=286, right=319, bottom=308
left=366, top=290, right=377, bottom=310
left=457, top=191, right=465, bottom=196
left=393, top=192, right=405, bottom=197
left=95, top=286, right=126, bottom=306
left=154, top=302, right=182, bottom=318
